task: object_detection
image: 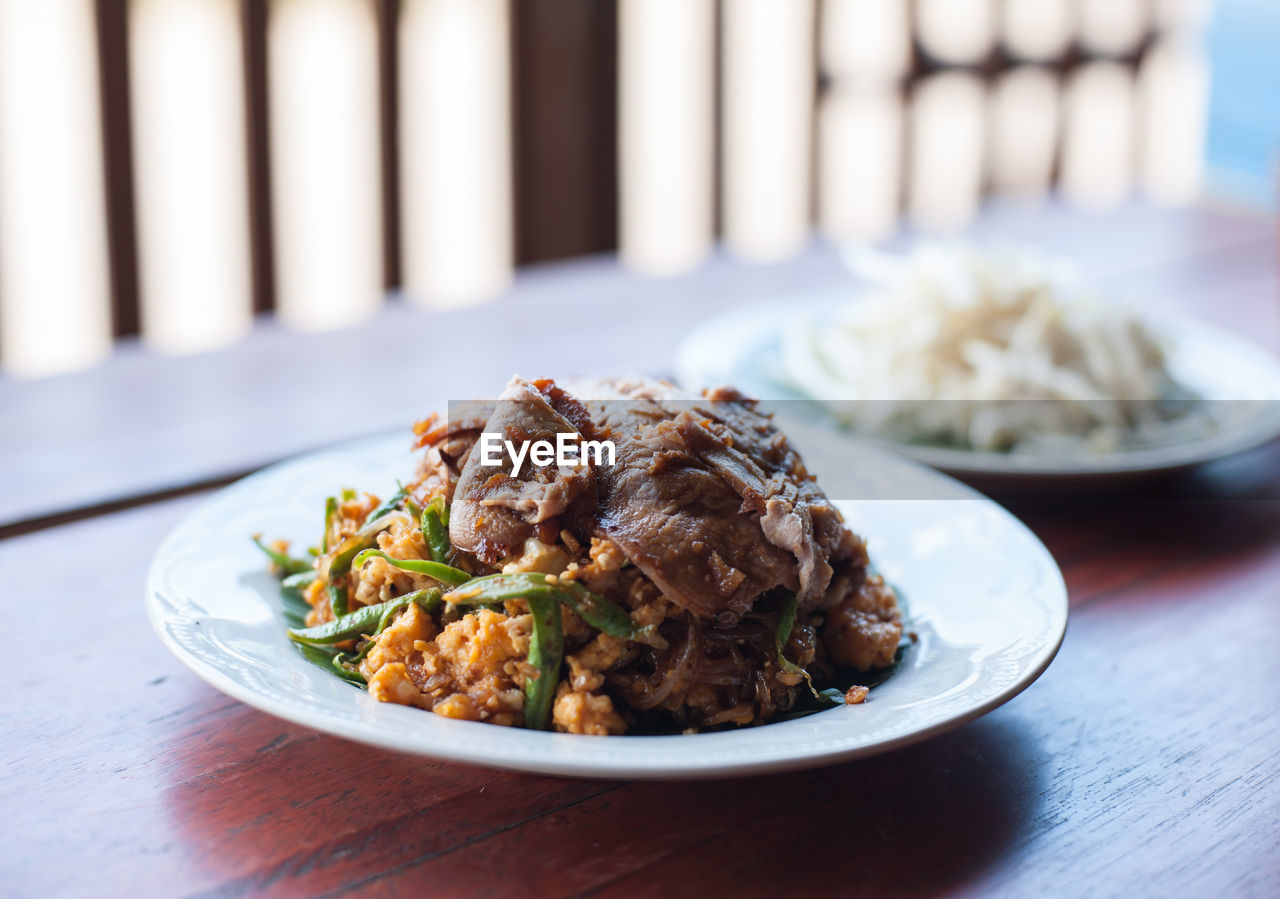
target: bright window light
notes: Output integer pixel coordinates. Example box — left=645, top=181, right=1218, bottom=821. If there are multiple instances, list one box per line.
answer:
left=1061, top=62, right=1135, bottom=208
left=269, top=0, right=383, bottom=330
left=819, top=84, right=904, bottom=242
left=129, top=0, right=253, bottom=354
left=399, top=0, right=512, bottom=308
left=909, top=72, right=986, bottom=230
left=0, top=0, right=112, bottom=377
left=618, top=0, right=715, bottom=276
left=722, top=0, right=816, bottom=261
left=917, top=0, right=993, bottom=66
left=989, top=67, right=1060, bottom=196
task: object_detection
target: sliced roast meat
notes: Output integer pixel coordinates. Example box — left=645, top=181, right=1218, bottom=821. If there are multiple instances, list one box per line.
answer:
left=592, top=416, right=798, bottom=620
left=412, top=400, right=495, bottom=503
left=449, top=377, right=596, bottom=565
left=574, top=389, right=787, bottom=621
left=670, top=393, right=864, bottom=610
left=577, top=378, right=862, bottom=619
left=438, top=375, right=864, bottom=620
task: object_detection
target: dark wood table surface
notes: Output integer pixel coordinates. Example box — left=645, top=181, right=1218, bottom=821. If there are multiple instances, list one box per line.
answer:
left=4, top=202, right=1278, bottom=897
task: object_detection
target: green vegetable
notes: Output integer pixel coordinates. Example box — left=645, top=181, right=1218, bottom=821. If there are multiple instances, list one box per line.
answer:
left=252, top=535, right=313, bottom=576
left=775, top=592, right=819, bottom=697
left=294, top=643, right=366, bottom=686
left=367, top=482, right=412, bottom=523
left=287, top=589, right=442, bottom=646
left=280, top=571, right=317, bottom=605
left=351, top=549, right=470, bottom=586
left=329, top=651, right=369, bottom=686
left=443, top=573, right=666, bottom=649
left=771, top=584, right=915, bottom=723
left=522, top=595, right=563, bottom=730
left=322, top=496, right=338, bottom=553
left=420, top=495, right=452, bottom=564
left=325, top=511, right=407, bottom=616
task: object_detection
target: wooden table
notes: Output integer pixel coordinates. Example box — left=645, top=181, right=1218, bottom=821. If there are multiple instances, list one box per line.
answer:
left=4, top=202, right=1278, bottom=897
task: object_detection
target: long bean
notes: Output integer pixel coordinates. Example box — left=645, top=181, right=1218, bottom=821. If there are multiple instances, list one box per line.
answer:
left=295, top=643, right=367, bottom=686
left=522, top=595, right=563, bottom=730
left=420, top=496, right=452, bottom=564
left=325, top=511, right=408, bottom=615
left=443, top=573, right=666, bottom=649
left=367, top=483, right=411, bottom=522
left=287, top=589, right=442, bottom=646
left=280, top=571, right=317, bottom=606
left=330, top=651, right=368, bottom=685
left=351, top=549, right=470, bottom=586
left=322, top=496, right=338, bottom=553
left=252, top=535, right=313, bottom=576
left=775, top=592, right=818, bottom=697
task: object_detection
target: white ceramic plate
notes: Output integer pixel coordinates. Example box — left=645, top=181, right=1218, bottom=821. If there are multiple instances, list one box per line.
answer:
left=147, top=429, right=1067, bottom=780
left=674, top=292, right=1280, bottom=479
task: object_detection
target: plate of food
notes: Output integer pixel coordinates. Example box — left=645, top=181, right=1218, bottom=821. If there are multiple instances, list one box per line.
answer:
left=147, top=375, right=1067, bottom=779
left=675, top=244, right=1280, bottom=479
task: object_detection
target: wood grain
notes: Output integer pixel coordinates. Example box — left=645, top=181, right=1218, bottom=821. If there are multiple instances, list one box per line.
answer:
left=3, top=203, right=1279, bottom=897
left=3, top=470, right=1279, bottom=895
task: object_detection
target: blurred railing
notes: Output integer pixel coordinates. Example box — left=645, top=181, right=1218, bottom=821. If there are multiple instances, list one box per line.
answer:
left=0, top=0, right=1209, bottom=377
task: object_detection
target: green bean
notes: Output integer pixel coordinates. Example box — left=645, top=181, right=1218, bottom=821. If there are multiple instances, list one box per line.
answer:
left=367, top=482, right=411, bottom=522
left=280, top=571, right=317, bottom=606
left=522, top=595, right=563, bottom=730
left=287, top=589, right=442, bottom=646
left=252, top=535, right=313, bottom=576
left=322, top=496, right=338, bottom=553
left=443, top=573, right=666, bottom=649
left=295, top=643, right=367, bottom=686
left=282, top=570, right=317, bottom=591
left=351, top=549, right=471, bottom=586
left=775, top=592, right=818, bottom=697
left=325, top=511, right=408, bottom=616
left=331, top=652, right=368, bottom=686
left=420, top=495, right=452, bottom=564
left=329, top=511, right=404, bottom=572
left=327, top=583, right=349, bottom=618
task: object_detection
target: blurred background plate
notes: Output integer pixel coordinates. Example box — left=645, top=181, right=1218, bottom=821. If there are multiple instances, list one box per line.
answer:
left=674, top=292, right=1280, bottom=480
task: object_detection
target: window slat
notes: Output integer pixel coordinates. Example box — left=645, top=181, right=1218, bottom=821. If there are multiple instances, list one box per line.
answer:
left=0, top=0, right=113, bottom=376
left=1061, top=62, right=1136, bottom=208
left=822, top=0, right=910, bottom=81
left=917, top=0, right=994, bottom=67
left=989, top=67, right=1060, bottom=197
left=819, top=84, right=904, bottom=242
left=129, top=0, right=254, bottom=354
left=1139, top=37, right=1209, bottom=205
left=618, top=0, right=715, bottom=275
left=269, top=0, right=383, bottom=330
left=722, top=0, right=816, bottom=261
left=399, top=0, right=512, bottom=308
left=908, top=72, right=986, bottom=230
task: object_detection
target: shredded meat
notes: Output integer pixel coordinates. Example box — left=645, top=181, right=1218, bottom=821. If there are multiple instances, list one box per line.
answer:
left=449, top=377, right=597, bottom=565
left=581, top=380, right=862, bottom=620
left=315, top=374, right=906, bottom=734
left=413, top=401, right=493, bottom=503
